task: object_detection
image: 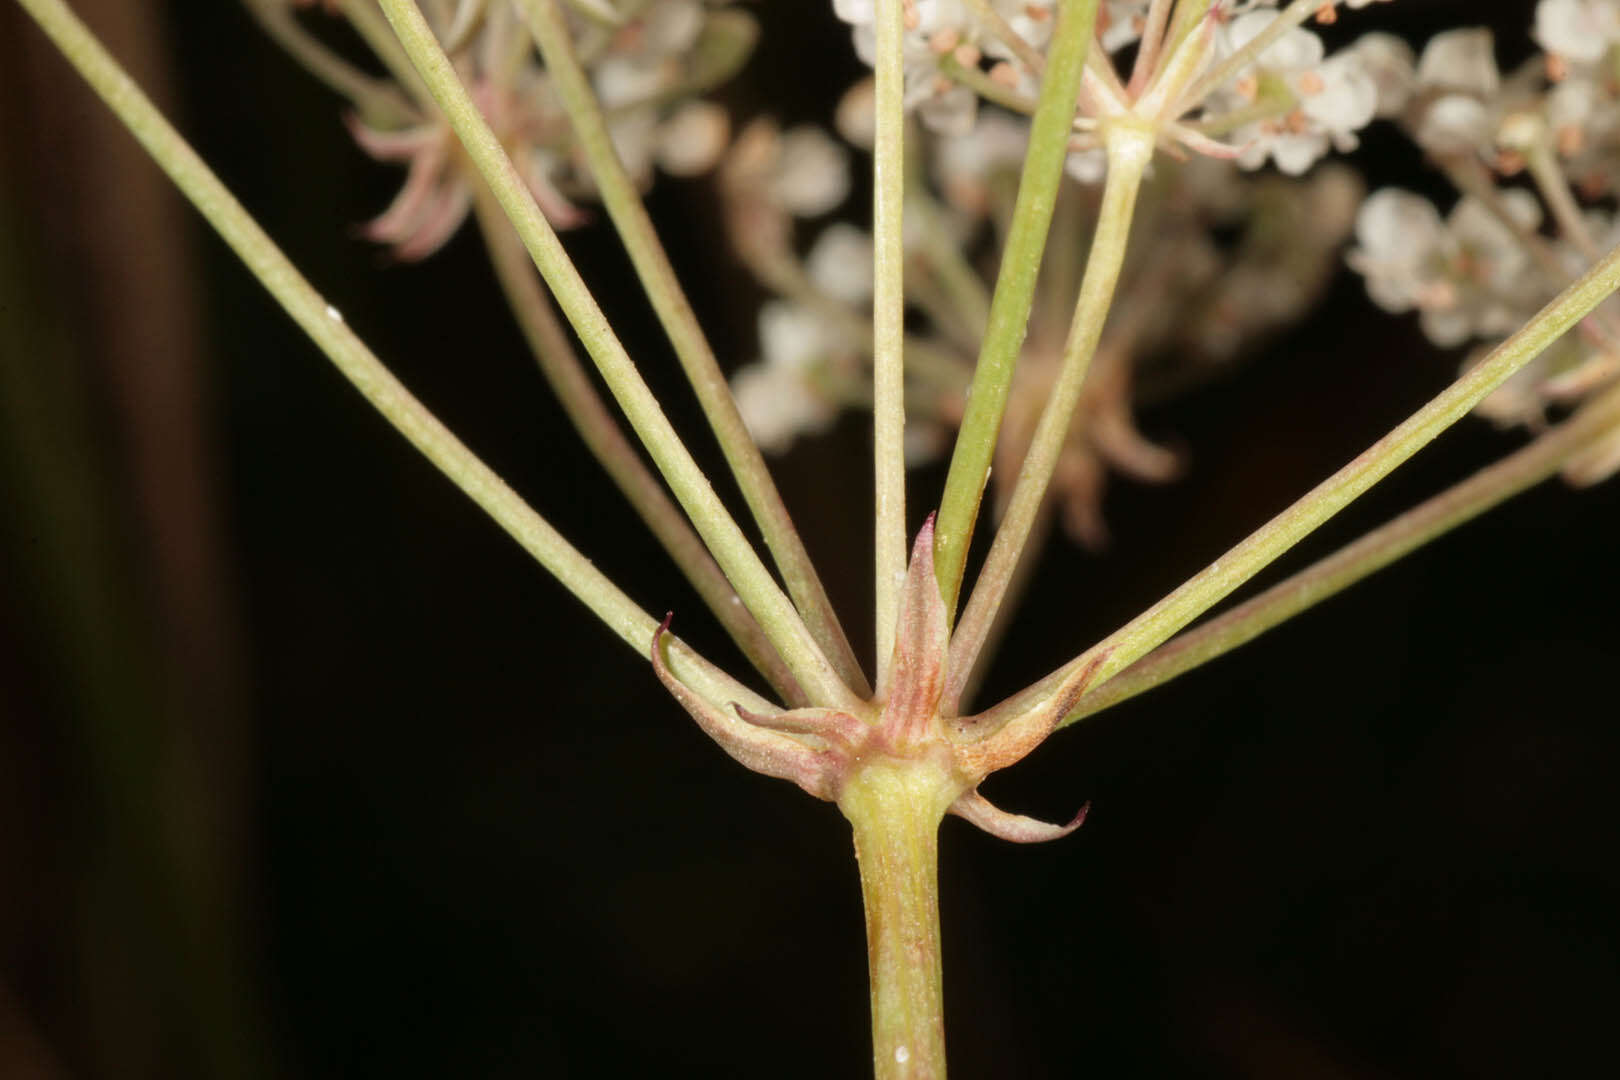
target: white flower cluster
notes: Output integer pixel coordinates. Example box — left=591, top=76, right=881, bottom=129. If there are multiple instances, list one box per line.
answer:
left=829, top=1, right=1404, bottom=178
left=830, top=0, right=1055, bottom=137
left=1343, top=0, right=1620, bottom=483
left=1206, top=12, right=1387, bottom=175
left=1348, top=188, right=1544, bottom=350
left=286, top=0, right=749, bottom=259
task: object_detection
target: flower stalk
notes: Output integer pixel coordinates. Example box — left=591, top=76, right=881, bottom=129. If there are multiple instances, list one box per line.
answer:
left=1007, top=227, right=1620, bottom=727
left=11, top=0, right=772, bottom=719
left=1067, top=377, right=1620, bottom=724
left=516, top=0, right=869, bottom=695
left=933, top=0, right=1100, bottom=616
left=945, top=121, right=1153, bottom=713
left=872, top=0, right=910, bottom=685
left=375, top=0, right=862, bottom=710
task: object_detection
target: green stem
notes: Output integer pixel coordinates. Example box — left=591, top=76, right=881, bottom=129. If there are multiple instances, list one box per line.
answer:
left=1064, top=381, right=1620, bottom=724
left=873, top=0, right=909, bottom=686
left=518, top=0, right=869, bottom=697
left=839, top=761, right=961, bottom=1080
left=914, top=197, right=992, bottom=343
left=933, top=0, right=1099, bottom=617
left=13, top=0, right=771, bottom=719
left=997, top=225, right=1620, bottom=724
left=944, top=122, right=1150, bottom=714
left=937, top=53, right=1037, bottom=115
left=377, top=0, right=861, bottom=710
left=1527, top=143, right=1599, bottom=259
left=472, top=192, right=805, bottom=705
left=337, top=0, right=432, bottom=102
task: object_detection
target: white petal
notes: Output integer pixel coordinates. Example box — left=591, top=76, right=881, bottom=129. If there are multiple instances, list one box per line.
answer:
left=1416, top=28, right=1500, bottom=98
left=769, top=128, right=851, bottom=217
left=806, top=223, right=876, bottom=304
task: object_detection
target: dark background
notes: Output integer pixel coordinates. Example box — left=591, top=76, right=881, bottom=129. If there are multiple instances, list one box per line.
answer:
left=3, top=1, right=1617, bottom=1077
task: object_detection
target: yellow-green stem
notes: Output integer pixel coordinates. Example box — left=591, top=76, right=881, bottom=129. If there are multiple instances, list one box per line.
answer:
left=375, top=0, right=861, bottom=710
left=518, top=0, right=869, bottom=695
left=873, top=0, right=909, bottom=685
left=945, top=122, right=1151, bottom=713
left=934, top=0, right=1099, bottom=616
left=472, top=192, right=805, bottom=705
left=840, top=761, right=963, bottom=1080
left=12, top=0, right=771, bottom=720
left=998, top=225, right=1620, bottom=725
left=1064, top=380, right=1620, bottom=724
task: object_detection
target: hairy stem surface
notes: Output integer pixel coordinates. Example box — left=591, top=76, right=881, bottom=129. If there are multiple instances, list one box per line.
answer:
left=1006, top=231, right=1620, bottom=722
left=13, top=0, right=769, bottom=718
left=376, top=0, right=861, bottom=709
left=1065, top=381, right=1620, bottom=723
left=840, top=761, right=961, bottom=1080
left=945, top=123, right=1151, bottom=712
left=473, top=192, right=804, bottom=704
left=933, top=0, right=1099, bottom=615
left=519, top=0, right=868, bottom=694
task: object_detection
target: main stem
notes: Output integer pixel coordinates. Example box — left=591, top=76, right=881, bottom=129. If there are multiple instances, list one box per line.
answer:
left=840, top=762, right=961, bottom=1080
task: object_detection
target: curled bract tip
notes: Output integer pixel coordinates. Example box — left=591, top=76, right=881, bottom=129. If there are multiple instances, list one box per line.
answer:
left=950, top=789, right=1089, bottom=844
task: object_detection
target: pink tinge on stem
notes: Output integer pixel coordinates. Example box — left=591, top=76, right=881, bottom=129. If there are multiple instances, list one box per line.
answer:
left=876, top=513, right=949, bottom=745
left=949, top=789, right=1090, bottom=843
left=649, top=615, right=835, bottom=798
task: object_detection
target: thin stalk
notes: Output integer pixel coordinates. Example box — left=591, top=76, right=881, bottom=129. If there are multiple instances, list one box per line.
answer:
left=241, top=0, right=414, bottom=125
left=1527, top=144, right=1600, bottom=260
left=1178, top=0, right=1328, bottom=112
left=12, top=0, right=772, bottom=719
left=944, top=123, right=1151, bottom=713
left=518, top=0, right=869, bottom=696
left=377, top=0, right=862, bottom=710
left=1126, top=0, right=1176, bottom=97
left=934, top=0, right=1100, bottom=616
left=337, top=0, right=432, bottom=102
left=1440, top=154, right=1620, bottom=367
left=914, top=200, right=992, bottom=343
left=962, top=0, right=1045, bottom=74
left=955, top=506, right=1054, bottom=712
left=997, top=227, right=1620, bottom=724
left=936, top=52, right=1038, bottom=114
left=873, top=0, right=909, bottom=686
left=839, top=761, right=961, bottom=1080
left=472, top=193, right=805, bottom=705
left=1064, top=381, right=1620, bottom=724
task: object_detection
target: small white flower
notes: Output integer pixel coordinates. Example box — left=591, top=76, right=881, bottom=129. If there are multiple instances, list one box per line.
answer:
left=1348, top=188, right=1447, bottom=316
left=1535, top=0, right=1620, bottom=65
left=732, top=300, right=850, bottom=454
left=1348, top=187, right=1544, bottom=349
left=933, top=110, right=1029, bottom=211
left=1414, top=94, right=1494, bottom=158
left=655, top=102, right=730, bottom=177
left=1215, top=13, right=1378, bottom=175
left=1344, top=33, right=1417, bottom=119
left=769, top=129, right=852, bottom=217
left=732, top=362, right=838, bottom=454
left=1416, top=28, right=1501, bottom=99
left=806, top=223, right=876, bottom=305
